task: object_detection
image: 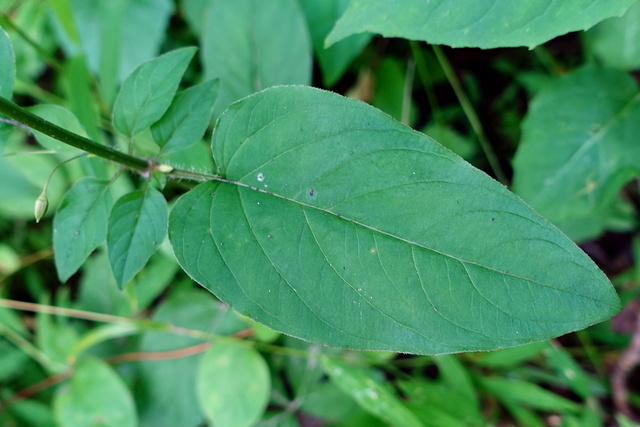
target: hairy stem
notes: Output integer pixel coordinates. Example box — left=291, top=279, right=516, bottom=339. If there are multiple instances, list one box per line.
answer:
left=0, top=96, right=149, bottom=171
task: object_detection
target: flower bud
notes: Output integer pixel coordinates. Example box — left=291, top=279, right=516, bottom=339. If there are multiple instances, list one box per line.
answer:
left=157, top=164, right=174, bottom=173
left=34, top=193, right=48, bottom=223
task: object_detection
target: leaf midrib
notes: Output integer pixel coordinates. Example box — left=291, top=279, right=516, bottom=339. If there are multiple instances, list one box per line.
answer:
left=211, top=175, right=613, bottom=309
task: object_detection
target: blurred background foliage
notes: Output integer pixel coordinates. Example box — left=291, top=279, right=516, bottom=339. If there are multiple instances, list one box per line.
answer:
left=1, top=0, right=640, bottom=426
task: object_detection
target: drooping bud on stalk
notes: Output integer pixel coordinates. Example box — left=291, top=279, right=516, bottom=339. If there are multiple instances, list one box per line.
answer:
left=34, top=192, right=48, bottom=223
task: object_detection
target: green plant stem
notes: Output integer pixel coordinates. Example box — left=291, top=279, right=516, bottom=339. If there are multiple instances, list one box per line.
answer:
left=0, top=323, right=67, bottom=373
left=533, top=46, right=564, bottom=76
left=0, top=298, right=312, bottom=359
left=0, top=96, right=149, bottom=171
left=401, top=59, right=416, bottom=126
left=410, top=41, right=443, bottom=124
left=15, top=77, right=66, bottom=105
left=432, top=45, right=508, bottom=185
left=575, top=329, right=606, bottom=379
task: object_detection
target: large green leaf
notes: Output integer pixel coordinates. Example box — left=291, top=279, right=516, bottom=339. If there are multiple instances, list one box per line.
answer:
left=585, top=0, right=640, bottom=71
left=53, top=357, right=136, bottom=427
left=107, top=187, right=168, bottom=289
left=326, top=0, right=636, bottom=49
left=169, top=86, right=619, bottom=355
left=54, top=177, right=114, bottom=281
left=201, top=0, right=312, bottom=115
left=196, top=340, right=270, bottom=427
left=112, top=47, right=196, bottom=136
left=512, top=67, right=640, bottom=242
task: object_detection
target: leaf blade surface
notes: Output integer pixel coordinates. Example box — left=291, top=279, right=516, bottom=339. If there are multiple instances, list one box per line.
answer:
left=112, top=47, right=196, bottom=136
left=201, top=0, right=312, bottom=115
left=54, top=177, right=114, bottom=282
left=512, top=66, right=640, bottom=241
left=326, top=0, right=636, bottom=49
left=107, top=187, right=168, bottom=289
left=170, top=86, right=620, bottom=354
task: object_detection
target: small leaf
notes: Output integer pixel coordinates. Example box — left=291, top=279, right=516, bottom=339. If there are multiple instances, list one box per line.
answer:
left=512, top=66, right=640, bottom=241
left=53, top=357, right=136, bottom=427
left=197, top=340, right=270, bottom=427
left=27, top=104, right=86, bottom=152
left=169, top=86, right=620, bottom=355
left=151, top=79, right=220, bottom=154
left=137, top=288, right=246, bottom=427
left=107, top=187, right=168, bottom=289
left=322, top=358, right=423, bottom=427
left=0, top=25, right=15, bottom=98
left=54, top=177, right=114, bottom=282
left=112, top=46, right=197, bottom=136
left=586, top=1, right=640, bottom=71
left=201, top=0, right=312, bottom=115
left=298, top=0, right=371, bottom=86
left=326, top=0, right=636, bottom=49
left=470, top=341, right=548, bottom=368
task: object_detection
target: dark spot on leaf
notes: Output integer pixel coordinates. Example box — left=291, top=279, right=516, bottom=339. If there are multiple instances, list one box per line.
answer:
left=211, top=192, right=216, bottom=197
left=491, top=218, right=494, bottom=221
left=309, top=188, right=314, bottom=196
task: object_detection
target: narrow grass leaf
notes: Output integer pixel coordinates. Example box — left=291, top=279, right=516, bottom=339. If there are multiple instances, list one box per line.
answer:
left=322, top=358, right=423, bottom=427
left=479, top=377, right=581, bottom=412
